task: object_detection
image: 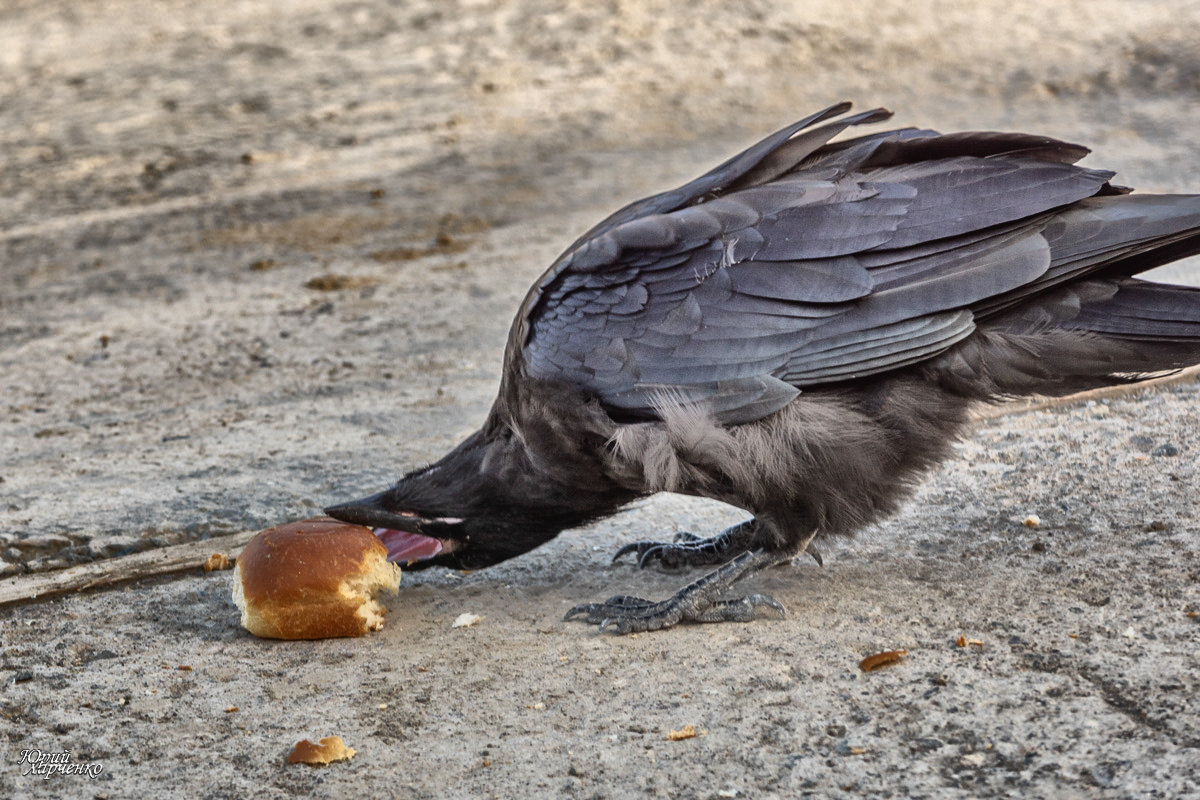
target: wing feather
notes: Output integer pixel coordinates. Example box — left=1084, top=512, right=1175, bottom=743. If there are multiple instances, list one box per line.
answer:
left=514, top=104, right=1155, bottom=423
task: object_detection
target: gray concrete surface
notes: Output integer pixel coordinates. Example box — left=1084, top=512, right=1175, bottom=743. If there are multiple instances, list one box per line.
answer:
left=2, top=0, right=1199, bottom=797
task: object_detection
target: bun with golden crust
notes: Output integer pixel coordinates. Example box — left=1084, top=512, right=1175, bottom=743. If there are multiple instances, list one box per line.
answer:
left=233, top=517, right=402, bottom=639
left=287, top=736, right=356, bottom=766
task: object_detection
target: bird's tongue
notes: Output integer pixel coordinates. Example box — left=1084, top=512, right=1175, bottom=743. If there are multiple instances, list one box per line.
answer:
left=374, top=528, right=443, bottom=564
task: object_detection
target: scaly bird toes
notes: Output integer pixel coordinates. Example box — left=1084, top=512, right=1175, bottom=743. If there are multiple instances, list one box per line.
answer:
left=610, top=541, right=660, bottom=564
left=612, top=521, right=765, bottom=571
left=572, top=548, right=793, bottom=633
left=691, top=594, right=786, bottom=623
left=563, top=594, right=657, bottom=624
left=610, top=533, right=704, bottom=566
left=612, top=532, right=748, bottom=570
left=564, top=591, right=786, bottom=634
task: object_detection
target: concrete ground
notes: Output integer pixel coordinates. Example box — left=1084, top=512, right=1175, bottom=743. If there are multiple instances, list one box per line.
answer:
left=2, top=0, right=1198, bottom=797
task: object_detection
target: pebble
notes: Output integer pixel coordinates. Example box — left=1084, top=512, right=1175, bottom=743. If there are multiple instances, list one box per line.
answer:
left=1128, top=435, right=1155, bottom=452
left=911, top=737, right=945, bottom=753
left=835, top=740, right=868, bottom=756
left=12, top=534, right=72, bottom=554
left=87, top=536, right=143, bottom=559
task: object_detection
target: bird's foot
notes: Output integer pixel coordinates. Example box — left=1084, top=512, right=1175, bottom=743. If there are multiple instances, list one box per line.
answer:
left=564, top=593, right=784, bottom=633
left=612, top=519, right=760, bottom=569
left=565, top=549, right=787, bottom=633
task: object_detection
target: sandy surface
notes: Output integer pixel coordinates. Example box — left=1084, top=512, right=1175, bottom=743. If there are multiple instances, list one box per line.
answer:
left=2, top=0, right=1199, bottom=797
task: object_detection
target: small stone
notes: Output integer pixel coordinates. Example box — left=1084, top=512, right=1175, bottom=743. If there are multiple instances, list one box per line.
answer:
left=1152, top=443, right=1179, bottom=457
left=1022, top=514, right=1041, bottom=528
left=911, top=737, right=944, bottom=753
left=12, top=534, right=72, bottom=554
left=452, top=612, right=483, bottom=628
left=88, top=536, right=142, bottom=559
left=1089, top=764, right=1116, bottom=787
left=961, top=752, right=986, bottom=767
left=1128, top=435, right=1155, bottom=452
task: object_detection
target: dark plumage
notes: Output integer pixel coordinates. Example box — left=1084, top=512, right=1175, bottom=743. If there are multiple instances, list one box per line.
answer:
left=327, top=103, right=1200, bottom=633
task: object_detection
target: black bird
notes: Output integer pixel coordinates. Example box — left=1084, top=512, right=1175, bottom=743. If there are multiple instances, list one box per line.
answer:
left=327, top=102, right=1200, bottom=633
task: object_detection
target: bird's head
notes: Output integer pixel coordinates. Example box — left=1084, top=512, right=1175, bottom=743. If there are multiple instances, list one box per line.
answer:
left=324, top=428, right=601, bottom=571
left=325, top=476, right=531, bottom=572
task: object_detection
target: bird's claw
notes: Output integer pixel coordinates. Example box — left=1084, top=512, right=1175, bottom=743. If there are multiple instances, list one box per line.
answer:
left=580, top=543, right=796, bottom=633
left=614, top=534, right=822, bottom=570
left=611, top=532, right=703, bottom=565
left=611, top=526, right=756, bottom=570
left=611, top=541, right=657, bottom=564
left=565, top=592, right=785, bottom=634
left=563, top=595, right=656, bottom=625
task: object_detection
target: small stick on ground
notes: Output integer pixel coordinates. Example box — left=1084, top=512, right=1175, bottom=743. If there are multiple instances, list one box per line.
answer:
left=0, top=531, right=257, bottom=608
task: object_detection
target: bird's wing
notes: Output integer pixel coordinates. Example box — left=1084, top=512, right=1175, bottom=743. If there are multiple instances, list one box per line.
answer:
left=517, top=104, right=1117, bottom=423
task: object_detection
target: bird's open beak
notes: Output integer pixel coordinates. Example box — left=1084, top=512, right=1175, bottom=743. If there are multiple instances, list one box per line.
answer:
left=325, top=492, right=448, bottom=565
left=371, top=528, right=444, bottom=564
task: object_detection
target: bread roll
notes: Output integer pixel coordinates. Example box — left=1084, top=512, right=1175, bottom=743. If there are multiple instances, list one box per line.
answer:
left=233, top=517, right=402, bottom=639
left=287, top=736, right=356, bottom=765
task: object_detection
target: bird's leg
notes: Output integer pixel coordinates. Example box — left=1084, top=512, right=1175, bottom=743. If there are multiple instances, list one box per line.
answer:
left=612, top=518, right=824, bottom=569
left=565, top=546, right=800, bottom=634
left=612, top=519, right=763, bottom=569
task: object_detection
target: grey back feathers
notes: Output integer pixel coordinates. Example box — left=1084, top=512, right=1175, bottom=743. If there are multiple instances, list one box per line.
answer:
left=513, top=103, right=1200, bottom=425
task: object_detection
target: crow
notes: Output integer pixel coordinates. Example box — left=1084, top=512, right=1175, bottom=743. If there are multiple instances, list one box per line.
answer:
left=326, top=102, right=1200, bottom=633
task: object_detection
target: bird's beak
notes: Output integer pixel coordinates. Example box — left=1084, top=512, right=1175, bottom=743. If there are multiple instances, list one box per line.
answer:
left=325, top=490, right=420, bottom=531
left=324, top=491, right=450, bottom=565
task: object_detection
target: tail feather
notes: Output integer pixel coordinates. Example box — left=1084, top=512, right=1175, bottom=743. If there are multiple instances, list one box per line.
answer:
left=975, top=194, right=1200, bottom=319
left=1067, top=279, right=1200, bottom=342
left=936, top=277, right=1200, bottom=399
